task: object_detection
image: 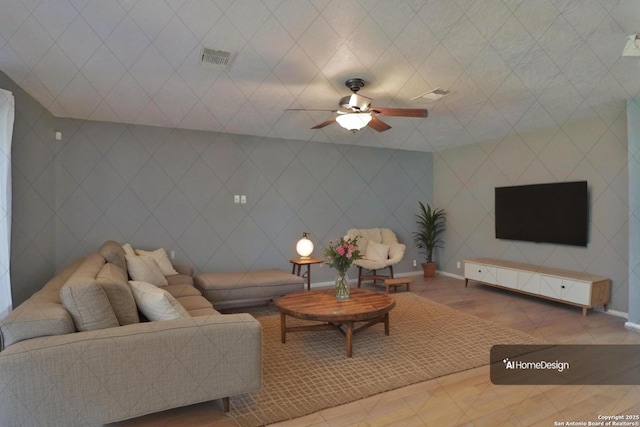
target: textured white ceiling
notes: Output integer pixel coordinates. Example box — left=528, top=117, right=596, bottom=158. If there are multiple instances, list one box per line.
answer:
left=0, top=0, right=639, bottom=152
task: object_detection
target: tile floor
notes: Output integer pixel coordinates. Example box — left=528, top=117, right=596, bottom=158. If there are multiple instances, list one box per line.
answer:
left=108, top=275, right=640, bottom=427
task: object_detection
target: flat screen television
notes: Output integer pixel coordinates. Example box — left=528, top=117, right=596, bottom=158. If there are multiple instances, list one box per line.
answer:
left=495, top=181, right=588, bottom=246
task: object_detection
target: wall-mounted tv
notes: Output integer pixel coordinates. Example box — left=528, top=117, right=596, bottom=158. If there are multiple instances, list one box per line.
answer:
left=495, top=181, right=588, bottom=247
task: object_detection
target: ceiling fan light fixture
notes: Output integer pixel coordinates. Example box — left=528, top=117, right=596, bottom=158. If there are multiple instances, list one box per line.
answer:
left=336, top=113, right=372, bottom=132
left=339, top=93, right=372, bottom=111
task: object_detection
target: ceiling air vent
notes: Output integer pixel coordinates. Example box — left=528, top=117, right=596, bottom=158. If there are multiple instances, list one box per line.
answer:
left=410, top=88, right=453, bottom=102
left=200, top=47, right=231, bottom=69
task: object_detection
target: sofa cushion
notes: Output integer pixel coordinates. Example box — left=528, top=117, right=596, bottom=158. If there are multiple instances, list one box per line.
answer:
left=172, top=264, right=193, bottom=276
left=61, top=279, right=120, bottom=332
left=165, top=273, right=194, bottom=287
left=194, top=269, right=305, bottom=305
left=125, top=255, right=168, bottom=287
left=70, top=253, right=106, bottom=280
left=163, top=284, right=218, bottom=316
left=98, top=240, right=127, bottom=273
left=174, top=295, right=217, bottom=314
left=96, top=263, right=139, bottom=326
left=164, top=284, right=202, bottom=298
left=129, top=281, right=190, bottom=321
left=0, top=258, right=84, bottom=349
left=134, top=248, right=178, bottom=276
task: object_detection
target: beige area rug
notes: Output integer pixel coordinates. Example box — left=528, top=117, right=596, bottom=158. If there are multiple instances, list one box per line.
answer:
left=228, top=292, right=544, bottom=426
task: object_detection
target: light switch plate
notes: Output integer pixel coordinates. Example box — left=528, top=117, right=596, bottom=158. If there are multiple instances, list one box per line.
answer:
left=241, top=195, right=246, bottom=204
left=234, top=195, right=240, bottom=203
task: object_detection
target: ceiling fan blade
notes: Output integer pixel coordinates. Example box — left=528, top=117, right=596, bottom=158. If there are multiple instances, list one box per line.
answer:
left=368, top=116, right=392, bottom=132
left=371, top=107, right=428, bottom=118
left=311, top=117, right=336, bottom=129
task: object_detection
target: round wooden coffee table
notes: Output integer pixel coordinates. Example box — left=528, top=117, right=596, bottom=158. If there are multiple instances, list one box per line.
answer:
left=275, top=288, right=396, bottom=357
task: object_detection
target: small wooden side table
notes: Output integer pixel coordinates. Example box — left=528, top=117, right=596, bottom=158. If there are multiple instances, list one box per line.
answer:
left=290, top=257, right=324, bottom=290
left=384, top=277, right=412, bottom=294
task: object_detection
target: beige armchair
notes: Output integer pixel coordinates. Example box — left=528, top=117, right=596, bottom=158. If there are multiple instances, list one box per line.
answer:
left=345, top=228, right=406, bottom=288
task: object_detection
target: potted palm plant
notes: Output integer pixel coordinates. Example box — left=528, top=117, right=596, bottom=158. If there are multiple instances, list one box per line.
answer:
left=412, top=202, right=445, bottom=278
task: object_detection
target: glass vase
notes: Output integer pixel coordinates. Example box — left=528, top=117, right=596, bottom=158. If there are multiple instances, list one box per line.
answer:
left=335, top=272, right=350, bottom=300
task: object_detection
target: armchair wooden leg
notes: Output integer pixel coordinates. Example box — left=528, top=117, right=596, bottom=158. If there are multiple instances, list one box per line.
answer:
left=357, top=266, right=363, bottom=288
left=222, top=397, right=230, bottom=412
left=389, top=265, right=394, bottom=279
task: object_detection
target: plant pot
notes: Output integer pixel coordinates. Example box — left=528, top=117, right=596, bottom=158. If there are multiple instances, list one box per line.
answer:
left=422, top=262, right=436, bottom=278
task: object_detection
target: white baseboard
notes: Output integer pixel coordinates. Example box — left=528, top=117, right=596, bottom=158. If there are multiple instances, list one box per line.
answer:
left=625, top=321, right=640, bottom=331
left=592, top=307, right=628, bottom=319
left=395, top=271, right=423, bottom=278
left=437, top=270, right=465, bottom=280
left=310, top=281, right=335, bottom=289
left=310, top=270, right=422, bottom=290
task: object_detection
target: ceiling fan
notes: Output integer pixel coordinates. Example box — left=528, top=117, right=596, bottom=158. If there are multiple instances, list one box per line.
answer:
left=289, top=78, right=429, bottom=133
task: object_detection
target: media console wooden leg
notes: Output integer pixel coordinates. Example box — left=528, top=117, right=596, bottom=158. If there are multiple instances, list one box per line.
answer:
left=280, top=313, right=286, bottom=343
left=222, top=397, right=230, bottom=413
left=582, top=307, right=587, bottom=317
left=464, top=278, right=468, bottom=287
left=346, top=321, right=353, bottom=357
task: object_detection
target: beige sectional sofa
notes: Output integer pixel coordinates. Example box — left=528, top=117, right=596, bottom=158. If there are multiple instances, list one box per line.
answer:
left=0, top=241, right=262, bottom=427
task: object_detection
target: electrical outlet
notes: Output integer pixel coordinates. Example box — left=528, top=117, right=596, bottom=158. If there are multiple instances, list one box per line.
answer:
left=457, top=261, right=461, bottom=269
left=234, top=195, right=240, bottom=203
left=170, top=250, right=175, bottom=259
left=240, top=195, right=247, bottom=204
left=412, top=259, right=417, bottom=267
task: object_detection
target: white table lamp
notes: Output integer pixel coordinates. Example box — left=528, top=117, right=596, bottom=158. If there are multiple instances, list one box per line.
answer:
left=296, top=232, right=314, bottom=258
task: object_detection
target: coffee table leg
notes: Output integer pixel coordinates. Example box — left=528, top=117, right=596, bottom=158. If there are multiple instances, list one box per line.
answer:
left=346, top=321, right=353, bottom=357
left=280, top=313, right=286, bottom=343
left=384, top=313, right=390, bottom=335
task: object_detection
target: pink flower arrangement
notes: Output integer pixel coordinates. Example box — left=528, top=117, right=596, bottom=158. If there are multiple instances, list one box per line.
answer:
left=323, top=236, right=362, bottom=275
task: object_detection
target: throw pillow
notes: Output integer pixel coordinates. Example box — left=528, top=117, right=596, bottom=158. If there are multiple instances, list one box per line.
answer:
left=365, top=241, right=390, bottom=263
left=125, top=255, right=168, bottom=287
left=129, top=281, right=190, bottom=321
left=134, top=248, right=178, bottom=276
left=60, top=279, right=120, bottom=332
left=122, top=243, right=136, bottom=256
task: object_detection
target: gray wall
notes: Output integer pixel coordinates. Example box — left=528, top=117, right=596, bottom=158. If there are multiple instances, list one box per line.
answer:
left=628, top=97, right=640, bottom=325
left=53, top=119, right=433, bottom=284
left=0, top=71, right=57, bottom=306
left=5, top=64, right=434, bottom=305
left=434, top=113, right=629, bottom=313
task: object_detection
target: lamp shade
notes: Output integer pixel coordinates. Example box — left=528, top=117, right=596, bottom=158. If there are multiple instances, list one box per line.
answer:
left=335, top=113, right=372, bottom=132
left=296, top=232, right=314, bottom=258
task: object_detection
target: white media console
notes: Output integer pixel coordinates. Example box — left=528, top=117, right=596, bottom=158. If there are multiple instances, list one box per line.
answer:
left=464, top=258, right=610, bottom=316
